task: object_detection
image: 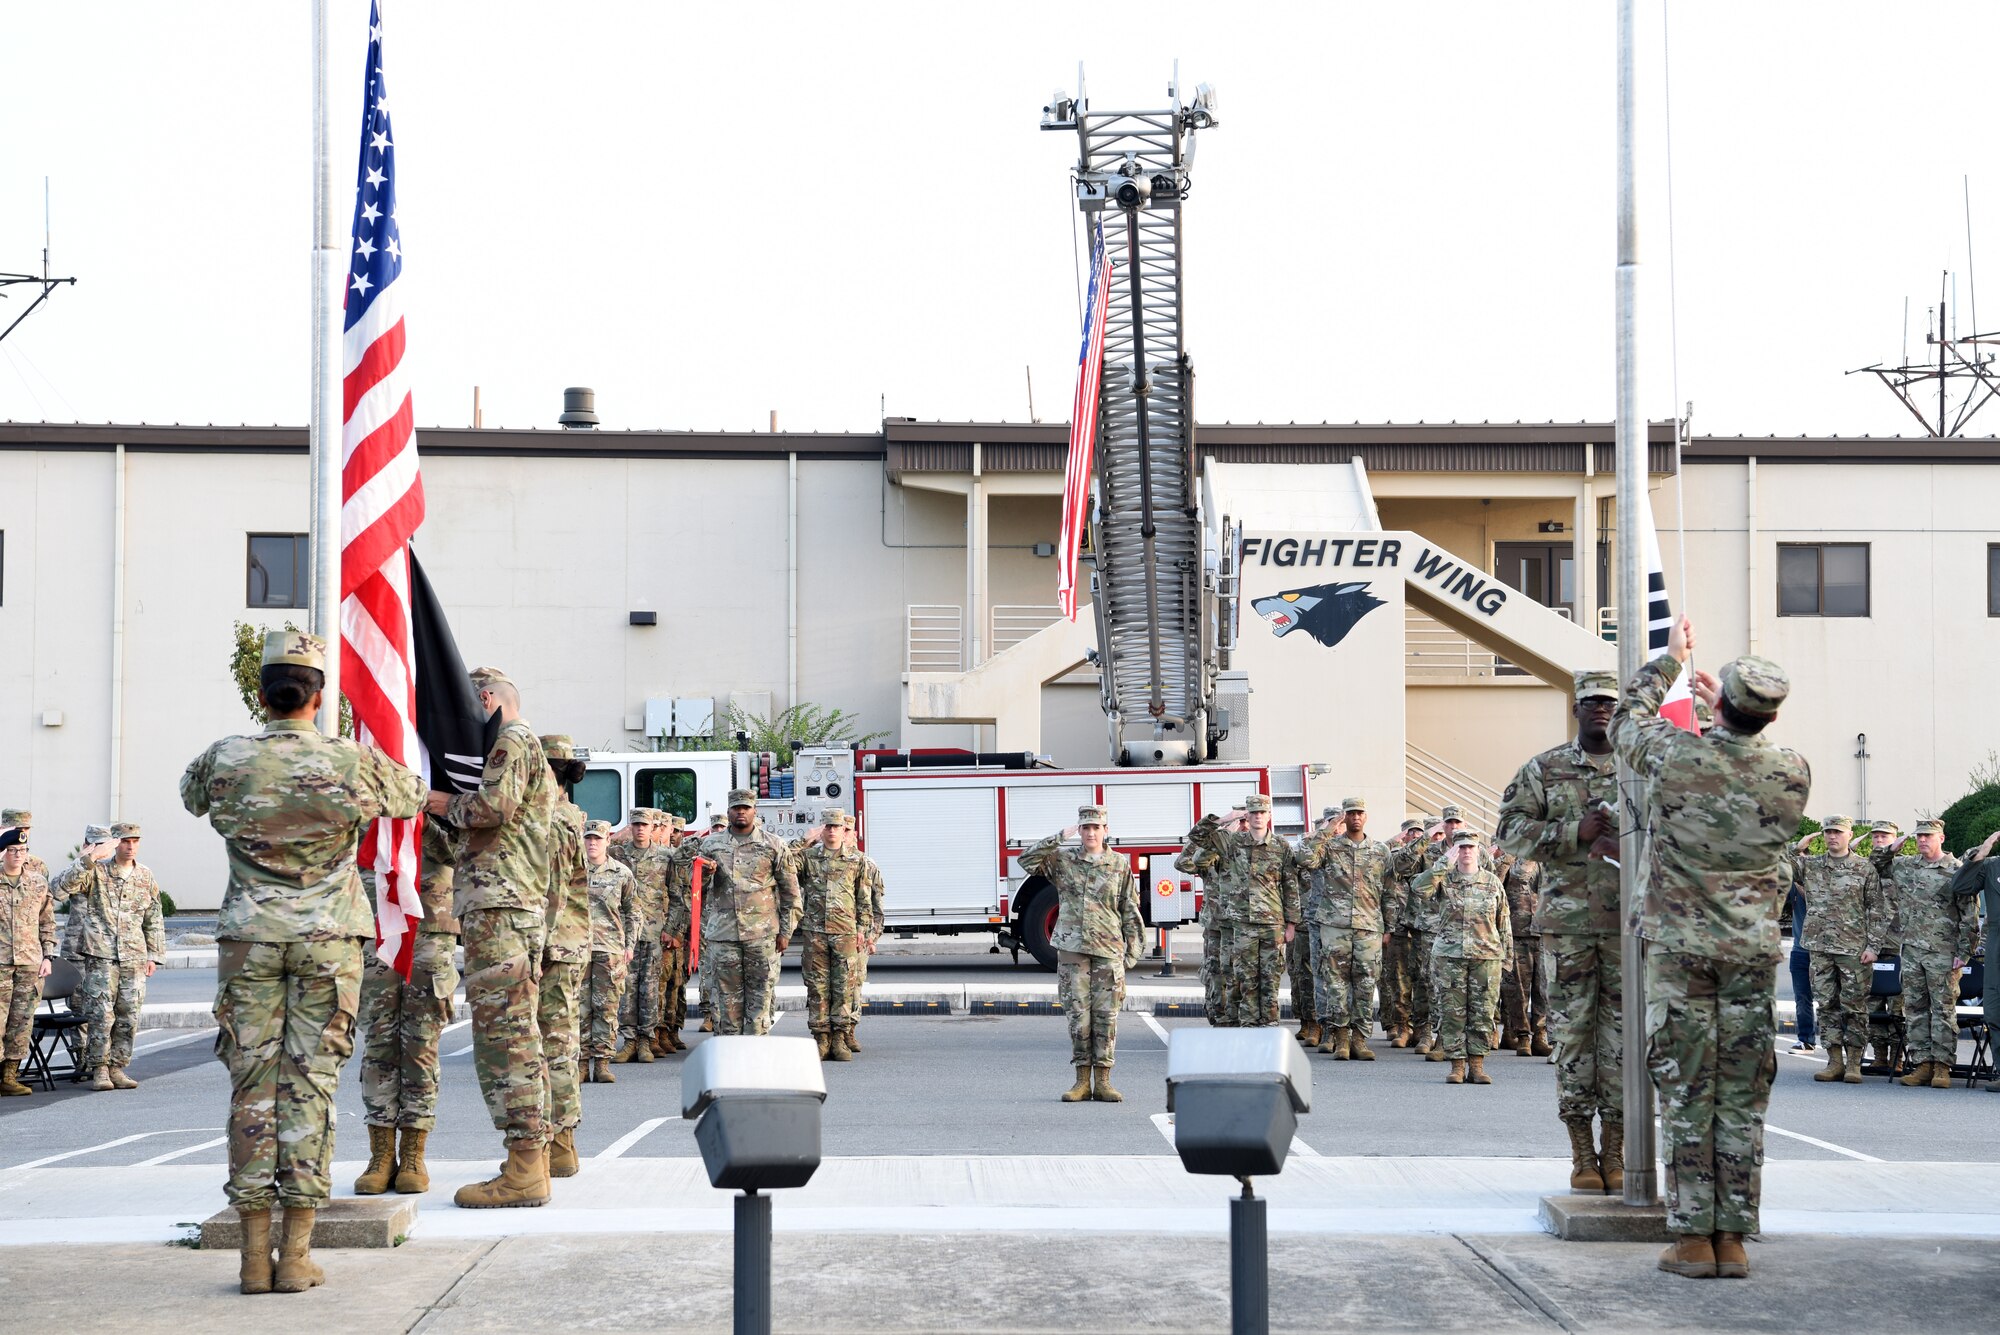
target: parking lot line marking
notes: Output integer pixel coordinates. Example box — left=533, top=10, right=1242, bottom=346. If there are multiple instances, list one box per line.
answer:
left=1141, top=1014, right=1171, bottom=1044
left=10, top=1129, right=222, bottom=1171
left=447, top=1043, right=474, bottom=1057
left=133, top=1029, right=215, bottom=1056
left=1765, top=1124, right=1883, bottom=1163
left=594, top=1117, right=670, bottom=1163
left=440, top=1019, right=471, bottom=1037
left=135, top=1136, right=228, bottom=1167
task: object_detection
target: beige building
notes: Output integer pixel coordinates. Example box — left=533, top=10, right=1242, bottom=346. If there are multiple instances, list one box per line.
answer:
left=3, top=418, right=1993, bottom=908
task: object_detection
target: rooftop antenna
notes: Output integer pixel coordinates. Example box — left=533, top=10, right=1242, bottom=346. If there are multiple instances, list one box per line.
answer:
left=0, top=176, right=80, bottom=345
left=1967, top=176, right=1982, bottom=365
left=1848, top=230, right=2000, bottom=436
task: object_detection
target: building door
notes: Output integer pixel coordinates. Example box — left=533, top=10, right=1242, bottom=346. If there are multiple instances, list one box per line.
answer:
left=1493, top=542, right=1576, bottom=619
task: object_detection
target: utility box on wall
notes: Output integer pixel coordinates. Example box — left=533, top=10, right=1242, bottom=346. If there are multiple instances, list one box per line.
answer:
left=643, top=696, right=719, bottom=739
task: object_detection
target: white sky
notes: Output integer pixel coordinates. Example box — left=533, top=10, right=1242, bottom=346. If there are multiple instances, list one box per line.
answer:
left=3, top=1, right=1997, bottom=438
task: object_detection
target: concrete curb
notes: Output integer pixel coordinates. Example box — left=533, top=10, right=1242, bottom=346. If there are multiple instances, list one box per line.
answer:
left=199, top=1196, right=417, bottom=1250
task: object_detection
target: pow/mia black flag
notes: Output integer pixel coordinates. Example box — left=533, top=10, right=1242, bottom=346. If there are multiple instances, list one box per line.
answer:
left=408, top=549, right=493, bottom=794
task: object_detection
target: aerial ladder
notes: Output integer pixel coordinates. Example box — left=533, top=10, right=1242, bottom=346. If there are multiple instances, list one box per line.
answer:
left=1043, top=71, right=1237, bottom=766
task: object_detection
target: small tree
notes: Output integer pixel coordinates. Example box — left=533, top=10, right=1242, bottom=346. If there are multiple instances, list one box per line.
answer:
left=721, top=702, right=888, bottom=767
left=231, top=620, right=353, bottom=737
left=1941, top=752, right=2000, bottom=854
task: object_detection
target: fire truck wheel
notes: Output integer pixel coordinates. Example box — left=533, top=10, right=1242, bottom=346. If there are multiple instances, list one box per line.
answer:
left=1018, top=881, right=1060, bottom=970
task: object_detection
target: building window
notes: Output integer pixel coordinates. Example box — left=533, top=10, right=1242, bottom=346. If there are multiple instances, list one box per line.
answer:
left=1989, top=545, right=2000, bottom=617
left=247, top=533, right=310, bottom=609
left=1777, top=543, right=1869, bottom=617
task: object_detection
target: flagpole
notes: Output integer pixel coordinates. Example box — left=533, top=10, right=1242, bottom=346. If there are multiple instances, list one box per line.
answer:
left=309, top=0, right=345, bottom=736
left=1613, top=0, right=1659, bottom=1208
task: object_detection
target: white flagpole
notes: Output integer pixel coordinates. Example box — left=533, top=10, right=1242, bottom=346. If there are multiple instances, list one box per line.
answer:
left=309, top=0, right=345, bottom=735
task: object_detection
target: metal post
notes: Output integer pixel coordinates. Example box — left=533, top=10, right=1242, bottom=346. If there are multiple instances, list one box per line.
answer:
left=308, top=0, right=344, bottom=735
left=1229, top=1179, right=1268, bottom=1335
left=1614, top=0, right=1658, bottom=1208
left=734, top=1189, right=772, bottom=1335
left=1155, top=924, right=1177, bottom=976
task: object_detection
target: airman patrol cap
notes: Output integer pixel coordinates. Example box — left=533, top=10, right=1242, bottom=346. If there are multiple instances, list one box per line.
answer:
left=1401, top=817, right=1424, bottom=833
left=584, top=820, right=613, bottom=838
left=1719, top=656, right=1789, bottom=719
left=1244, top=794, right=1273, bottom=813
left=1077, top=805, right=1108, bottom=826
left=1823, top=815, right=1853, bottom=833
left=1914, top=819, right=1944, bottom=836
left=84, top=823, right=114, bottom=845
left=1451, top=830, right=1480, bottom=848
left=261, top=630, right=326, bottom=671
left=727, top=788, right=757, bottom=809
left=1319, top=807, right=1340, bottom=823
left=1871, top=820, right=1903, bottom=837
left=662, top=812, right=686, bottom=831
left=1440, top=804, right=1464, bottom=822
left=627, top=807, right=655, bottom=827
left=539, top=735, right=576, bottom=760
left=110, top=822, right=142, bottom=839
left=468, top=666, right=515, bottom=691
left=1342, top=797, right=1367, bottom=813
left=1574, top=669, right=1619, bottom=702
left=708, top=813, right=727, bottom=828
left=821, top=808, right=853, bottom=828
left=0, top=809, right=29, bottom=827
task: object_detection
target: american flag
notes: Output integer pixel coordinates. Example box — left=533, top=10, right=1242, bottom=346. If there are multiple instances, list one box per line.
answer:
left=1057, top=222, right=1113, bottom=621
left=339, top=0, right=429, bottom=977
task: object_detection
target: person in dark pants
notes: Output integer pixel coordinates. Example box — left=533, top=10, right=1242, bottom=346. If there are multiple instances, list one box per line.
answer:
left=1785, top=884, right=1817, bottom=1052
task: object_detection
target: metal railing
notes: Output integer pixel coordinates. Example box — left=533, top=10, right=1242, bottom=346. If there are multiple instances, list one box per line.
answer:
left=906, top=604, right=963, bottom=673
left=1597, top=606, right=1618, bottom=642
left=990, top=604, right=1061, bottom=656
left=1405, top=742, right=1504, bottom=834
left=1404, top=607, right=1499, bottom=679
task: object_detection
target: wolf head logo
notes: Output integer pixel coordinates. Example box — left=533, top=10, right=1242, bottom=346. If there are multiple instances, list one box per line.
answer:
left=1250, top=582, right=1384, bottom=649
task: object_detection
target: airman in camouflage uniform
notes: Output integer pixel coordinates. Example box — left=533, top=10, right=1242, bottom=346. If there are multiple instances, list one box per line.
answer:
left=353, top=818, right=460, bottom=1197
left=1389, top=824, right=1442, bottom=1048
left=1494, top=852, right=1548, bottom=1055
left=1190, top=803, right=1244, bottom=1023
left=539, top=736, right=593, bottom=1179
left=1022, top=805, right=1144, bottom=1102
left=1420, top=830, right=1511, bottom=1084
left=181, top=630, right=425, bottom=1294
left=1788, top=815, right=1886, bottom=1083
left=427, top=666, right=557, bottom=1209
left=795, top=809, right=885, bottom=1061
left=1377, top=818, right=1425, bottom=1046
left=50, top=822, right=165, bottom=1089
left=1612, top=620, right=1810, bottom=1280
left=654, top=815, right=697, bottom=1054
left=1175, top=794, right=1300, bottom=1028
left=1498, top=669, right=1624, bottom=1188
left=1296, top=797, right=1392, bottom=1059
left=1, top=823, right=56, bottom=1096
left=1887, top=820, right=1973, bottom=1088
left=696, top=809, right=728, bottom=1031
left=1285, top=814, right=1326, bottom=1047
left=614, top=810, right=669, bottom=1063
left=1409, top=807, right=1492, bottom=1054
left=582, top=822, right=637, bottom=1083
left=697, top=789, right=800, bottom=1035
left=1863, top=823, right=1909, bottom=1070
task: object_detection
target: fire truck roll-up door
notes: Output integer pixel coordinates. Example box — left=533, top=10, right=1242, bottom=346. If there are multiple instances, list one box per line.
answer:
left=1104, top=782, right=1196, bottom=844
left=1004, top=784, right=1095, bottom=844
left=1197, top=778, right=1257, bottom=819
left=864, top=783, right=1001, bottom=916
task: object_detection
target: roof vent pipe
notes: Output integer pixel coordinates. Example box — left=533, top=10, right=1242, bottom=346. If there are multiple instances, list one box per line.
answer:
left=558, top=387, right=599, bottom=429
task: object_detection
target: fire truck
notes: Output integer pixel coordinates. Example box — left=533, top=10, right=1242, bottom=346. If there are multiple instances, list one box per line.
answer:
left=577, top=745, right=1314, bottom=967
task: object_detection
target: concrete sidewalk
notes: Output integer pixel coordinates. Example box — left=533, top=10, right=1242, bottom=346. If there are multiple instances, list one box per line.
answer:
left=5, top=1229, right=1995, bottom=1332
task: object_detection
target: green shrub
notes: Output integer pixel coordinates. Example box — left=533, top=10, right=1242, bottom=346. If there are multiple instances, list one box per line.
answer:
left=1941, top=781, right=2000, bottom=858
left=158, top=891, right=178, bottom=918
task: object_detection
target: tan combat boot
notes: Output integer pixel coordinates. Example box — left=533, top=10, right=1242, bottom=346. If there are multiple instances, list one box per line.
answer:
left=1712, top=1232, right=1748, bottom=1279
left=1531, top=1022, right=1552, bottom=1057
left=1467, top=1055, right=1491, bottom=1085
left=1658, top=1234, right=1717, bottom=1278
left=815, top=1031, right=831, bottom=1061
left=650, top=1031, right=669, bottom=1057
left=1599, top=1119, right=1625, bottom=1192
left=633, top=1038, right=655, bottom=1064
left=393, top=1128, right=430, bottom=1194
left=612, top=1040, right=636, bottom=1064
left=826, top=1030, right=852, bottom=1062
left=1564, top=1118, right=1605, bottom=1192
left=453, top=1139, right=550, bottom=1209
left=1412, top=1025, right=1434, bottom=1054
left=1899, top=1061, right=1934, bottom=1087
left=272, top=1208, right=324, bottom=1293
left=842, top=1025, right=860, bottom=1054
left=1813, top=1046, right=1846, bottom=1082
left=109, top=1067, right=139, bottom=1089
left=1295, top=1020, right=1317, bottom=1047
left=597, top=1058, right=618, bottom=1084
left=89, top=1065, right=113, bottom=1091
left=1841, top=1045, right=1864, bottom=1083
left=1425, top=1042, right=1449, bottom=1062
left=1930, top=1062, right=1953, bottom=1089
left=548, top=1128, right=580, bottom=1178
left=1391, top=1025, right=1412, bottom=1049
left=1446, top=1058, right=1466, bottom=1085
left=1331, top=1027, right=1353, bottom=1060
left=1091, top=1066, right=1123, bottom=1102
left=237, top=1208, right=274, bottom=1295
left=1317, top=1025, right=1339, bottom=1054
left=1349, top=1028, right=1377, bottom=1061
left=700, top=1015, right=713, bottom=1032
left=1061, top=1065, right=1092, bottom=1102
left=353, top=1124, right=396, bottom=1194
left=0, top=1064, right=31, bottom=1096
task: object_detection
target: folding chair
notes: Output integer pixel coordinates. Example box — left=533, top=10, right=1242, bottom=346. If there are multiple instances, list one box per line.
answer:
left=1953, top=957, right=1991, bottom=1086
left=1864, top=953, right=1905, bottom=1075
left=22, top=958, right=86, bottom=1091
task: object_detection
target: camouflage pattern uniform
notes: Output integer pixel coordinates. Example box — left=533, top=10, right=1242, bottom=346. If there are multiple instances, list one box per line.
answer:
left=1421, top=853, right=1511, bottom=1059
left=539, top=742, right=592, bottom=1139
left=357, top=819, right=461, bottom=1130
left=617, top=817, right=670, bottom=1050
left=1295, top=802, right=1392, bottom=1042
left=1376, top=821, right=1423, bottom=1040
left=1497, top=707, right=1623, bottom=1129
left=794, top=814, right=885, bottom=1040
left=1389, top=835, right=1440, bottom=1038
left=657, top=824, right=698, bottom=1043
left=50, top=844, right=166, bottom=1074
left=1175, top=798, right=1300, bottom=1027
left=1494, top=853, right=1548, bottom=1047
left=697, top=793, right=801, bottom=1035
left=1787, top=822, right=1886, bottom=1058
left=1, top=855, right=56, bottom=1073
left=1865, top=837, right=1908, bottom=1064
left=1021, top=810, right=1144, bottom=1069
left=444, top=706, right=555, bottom=1145
left=1613, top=652, right=1810, bottom=1241
left=1888, top=831, right=1973, bottom=1071
left=179, top=631, right=426, bottom=1214
left=583, top=832, right=638, bottom=1059
left=1183, top=808, right=1242, bottom=1023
